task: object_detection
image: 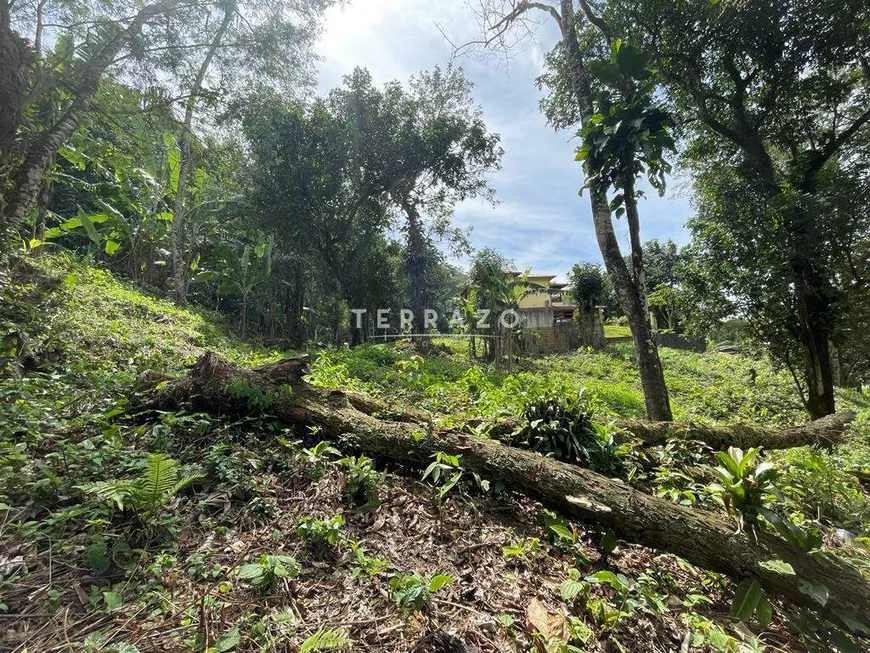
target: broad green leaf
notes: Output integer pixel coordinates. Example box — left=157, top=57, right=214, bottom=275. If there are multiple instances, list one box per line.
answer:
left=758, top=559, right=795, bottom=576
left=78, top=213, right=102, bottom=245
left=213, top=628, right=240, bottom=652
left=756, top=595, right=773, bottom=629
left=428, top=574, right=453, bottom=592
left=103, top=591, right=123, bottom=610
left=798, top=580, right=829, bottom=607
left=600, top=531, right=618, bottom=554
left=730, top=578, right=763, bottom=621
left=236, top=563, right=264, bottom=580
left=560, top=577, right=587, bottom=602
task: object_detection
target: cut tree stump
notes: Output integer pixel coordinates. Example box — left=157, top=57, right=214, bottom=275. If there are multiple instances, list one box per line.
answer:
left=146, top=352, right=870, bottom=626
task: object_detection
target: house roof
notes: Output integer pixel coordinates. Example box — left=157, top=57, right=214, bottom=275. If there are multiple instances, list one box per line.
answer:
left=508, top=272, right=561, bottom=285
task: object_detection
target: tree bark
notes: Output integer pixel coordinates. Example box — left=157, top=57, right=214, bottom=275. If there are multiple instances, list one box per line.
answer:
left=457, top=411, right=852, bottom=451
left=0, top=0, right=28, bottom=178
left=546, top=1, right=673, bottom=420
left=394, top=189, right=428, bottom=342
left=170, top=2, right=235, bottom=305
left=1, top=0, right=176, bottom=231
left=147, top=351, right=870, bottom=626
left=610, top=411, right=854, bottom=450
left=590, top=188, right=672, bottom=419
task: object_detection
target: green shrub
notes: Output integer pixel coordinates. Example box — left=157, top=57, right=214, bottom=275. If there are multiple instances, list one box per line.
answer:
left=296, top=514, right=344, bottom=553
left=708, top=447, right=777, bottom=528
left=388, top=572, right=453, bottom=612
left=511, top=390, right=620, bottom=473
left=236, top=554, right=300, bottom=592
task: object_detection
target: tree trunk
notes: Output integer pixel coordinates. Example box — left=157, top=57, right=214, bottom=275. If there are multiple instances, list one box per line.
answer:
left=170, top=2, right=234, bottom=304
left=793, top=255, right=836, bottom=419
left=1, top=0, right=176, bottom=231
left=590, top=189, right=672, bottom=420
left=332, top=384, right=853, bottom=451
left=395, top=191, right=427, bottom=342
left=609, top=411, right=854, bottom=450
left=0, top=1, right=28, bottom=180
left=551, top=1, right=672, bottom=420
left=147, top=351, right=870, bottom=626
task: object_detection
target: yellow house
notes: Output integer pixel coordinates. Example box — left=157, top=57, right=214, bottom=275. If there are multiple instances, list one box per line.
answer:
left=512, top=273, right=569, bottom=309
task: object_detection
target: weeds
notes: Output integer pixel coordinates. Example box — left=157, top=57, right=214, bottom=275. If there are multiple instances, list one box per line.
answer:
left=236, top=554, right=300, bottom=593
left=388, top=572, right=453, bottom=612
left=296, top=514, right=344, bottom=553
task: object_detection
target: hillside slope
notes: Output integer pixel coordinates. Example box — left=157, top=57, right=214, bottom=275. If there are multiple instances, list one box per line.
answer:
left=2, top=256, right=869, bottom=652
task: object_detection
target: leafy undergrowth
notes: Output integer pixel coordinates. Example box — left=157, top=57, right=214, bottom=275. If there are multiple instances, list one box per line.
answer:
left=2, top=255, right=870, bottom=652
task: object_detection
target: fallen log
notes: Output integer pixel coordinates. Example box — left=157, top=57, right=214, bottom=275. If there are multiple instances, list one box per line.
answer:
left=611, top=412, right=854, bottom=450
left=149, top=352, right=870, bottom=626
left=345, top=395, right=854, bottom=451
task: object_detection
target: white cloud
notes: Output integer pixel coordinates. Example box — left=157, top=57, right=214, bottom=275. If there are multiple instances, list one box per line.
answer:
left=315, top=0, right=693, bottom=278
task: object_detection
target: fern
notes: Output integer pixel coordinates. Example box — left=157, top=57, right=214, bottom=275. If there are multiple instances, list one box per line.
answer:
left=79, top=453, right=203, bottom=516
left=136, top=454, right=179, bottom=502
left=299, top=628, right=351, bottom=652
left=80, top=479, right=134, bottom=511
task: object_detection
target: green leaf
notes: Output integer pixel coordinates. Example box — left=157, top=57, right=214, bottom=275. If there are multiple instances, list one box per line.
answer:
left=164, top=132, right=181, bottom=194
left=798, top=580, right=829, bottom=607
left=78, top=213, right=102, bottom=246
left=839, top=612, right=870, bottom=636
left=730, top=578, right=763, bottom=621
left=437, top=471, right=463, bottom=499
left=758, top=559, right=795, bottom=576
left=600, top=531, right=618, bottom=554
left=103, top=591, right=123, bottom=611
left=213, top=628, right=240, bottom=652
left=428, top=574, right=453, bottom=592
left=87, top=539, right=111, bottom=572
left=547, top=522, right=575, bottom=542
left=756, top=595, right=773, bottom=629
left=105, top=239, right=121, bottom=255
left=560, top=577, right=587, bottom=602
left=117, top=645, right=141, bottom=653
left=299, top=628, right=351, bottom=652
left=236, top=563, right=264, bottom=580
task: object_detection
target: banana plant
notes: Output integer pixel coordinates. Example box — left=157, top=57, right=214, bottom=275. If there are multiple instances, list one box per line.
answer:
left=196, top=235, right=274, bottom=337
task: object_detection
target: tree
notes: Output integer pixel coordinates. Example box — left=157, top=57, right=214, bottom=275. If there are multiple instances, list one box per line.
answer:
left=164, top=0, right=335, bottom=304
left=0, top=0, right=178, bottom=236
left=591, top=0, right=869, bottom=417
left=0, top=0, right=332, bottom=262
left=467, top=1, right=673, bottom=419
left=640, top=239, right=684, bottom=332
left=390, top=65, right=502, bottom=339
left=567, top=260, right=606, bottom=346
left=566, top=261, right=604, bottom=311
left=467, top=248, right=539, bottom=361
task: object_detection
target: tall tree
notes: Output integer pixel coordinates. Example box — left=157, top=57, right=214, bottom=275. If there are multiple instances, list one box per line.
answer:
left=169, top=1, right=235, bottom=304
left=164, top=0, right=334, bottom=303
left=391, top=65, right=501, bottom=337
left=469, top=0, right=674, bottom=419
left=0, top=0, right=178, bottom=235
left=597, top=0, right=870, bottom=417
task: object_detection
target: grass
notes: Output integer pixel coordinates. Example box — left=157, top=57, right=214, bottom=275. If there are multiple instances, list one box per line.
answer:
left=604, top=323, right=632, bottom=338
left=2, top=254, right=870, bottom=652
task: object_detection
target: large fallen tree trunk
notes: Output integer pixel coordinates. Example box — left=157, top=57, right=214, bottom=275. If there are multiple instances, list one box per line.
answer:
left=149, top=352, right=870, bottom=625
left=607, top=412, right=854, bottom=450
left=349, top=396, right=854, bottom=451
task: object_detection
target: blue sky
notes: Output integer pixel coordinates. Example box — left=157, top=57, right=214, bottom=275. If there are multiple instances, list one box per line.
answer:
left=316, top=0, right=692, bottom=280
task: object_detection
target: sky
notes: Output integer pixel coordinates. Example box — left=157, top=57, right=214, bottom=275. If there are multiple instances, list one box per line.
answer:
left=315, top=0, right=693, bottom=280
